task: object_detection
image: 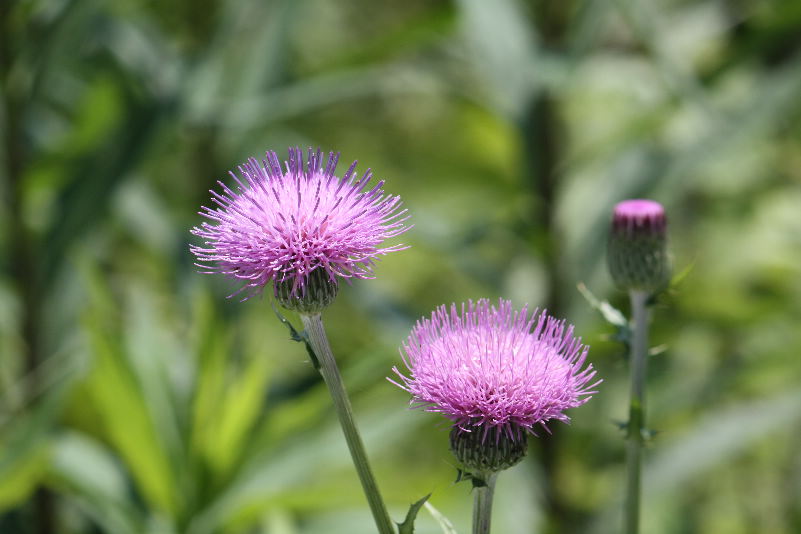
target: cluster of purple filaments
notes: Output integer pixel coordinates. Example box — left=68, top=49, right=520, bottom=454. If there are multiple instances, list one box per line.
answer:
left=391, top=299, right=600, bottom=441
left=612, top=199, right=667, bottom=235
left=191, top=147, right=411, bottom=299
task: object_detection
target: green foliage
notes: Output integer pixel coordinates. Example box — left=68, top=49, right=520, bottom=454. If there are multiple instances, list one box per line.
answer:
left=0, top=400, right=53, bottom=513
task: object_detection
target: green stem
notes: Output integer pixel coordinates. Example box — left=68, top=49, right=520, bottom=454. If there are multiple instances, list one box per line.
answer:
left=300, top=314, right=394, bottom=534
left=472, top=473, right=498, bottom=534
left=625, top=290, right=650, bottom=534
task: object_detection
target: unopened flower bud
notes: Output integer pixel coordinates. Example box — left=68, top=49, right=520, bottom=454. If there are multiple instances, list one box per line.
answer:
left=607, top=199, right=669, bottom=293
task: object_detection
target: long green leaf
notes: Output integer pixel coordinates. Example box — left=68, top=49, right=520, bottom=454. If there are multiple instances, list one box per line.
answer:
left=81, top=269, right=179, bottom=518
left=49, top=432, right=145, bottom=534
left=0, top=399, right=56, bottom=512
left=424, top=501, right=459, bottom=534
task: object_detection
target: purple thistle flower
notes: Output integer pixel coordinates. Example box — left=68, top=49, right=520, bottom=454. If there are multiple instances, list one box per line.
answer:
left=191, top=147, right=411, bottom=299
left=391, top=299, right=600, bottom=441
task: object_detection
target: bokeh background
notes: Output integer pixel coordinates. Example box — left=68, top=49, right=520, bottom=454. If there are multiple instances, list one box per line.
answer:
left=2, top=0, right=801, bottom=533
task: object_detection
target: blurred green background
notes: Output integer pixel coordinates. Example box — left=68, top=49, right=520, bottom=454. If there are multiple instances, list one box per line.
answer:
left=2, top=0, right=801, bottom=533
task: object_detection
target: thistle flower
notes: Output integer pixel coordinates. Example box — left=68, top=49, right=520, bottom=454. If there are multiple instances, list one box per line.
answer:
left=391, top=299, right=599, bottom=474
left=191, top=147, right=411, bottom=309
left=607, top=199, right=669, bottom=293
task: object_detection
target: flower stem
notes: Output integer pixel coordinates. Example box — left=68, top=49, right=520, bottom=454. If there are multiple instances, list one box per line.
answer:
left=625, top=290, right=650, bottom=534
left=300, top=313, right=395, bottom=534
left=472, top=473, right=498, bottom=534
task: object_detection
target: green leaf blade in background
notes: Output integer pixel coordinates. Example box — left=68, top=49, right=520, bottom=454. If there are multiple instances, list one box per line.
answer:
left=49, top=432, right=145, bottom=534
left=80, top=272, right=180, bottom=519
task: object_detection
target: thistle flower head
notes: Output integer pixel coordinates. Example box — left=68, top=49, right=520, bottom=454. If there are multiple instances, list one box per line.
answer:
left=607, top=199, right=669, bottom=292
left=191, top=147, right=411, bottom=301
left=390, top=299, right=600, bottom=442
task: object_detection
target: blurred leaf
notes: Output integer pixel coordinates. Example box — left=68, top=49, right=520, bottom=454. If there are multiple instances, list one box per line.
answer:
left=0, top=353, right=83, bottom=427
left=656, top=51, right=801, bottom=199
left=206, top=354, right=270, bottom=478
left=186, top=405, right=424, bottom=534
left=0, top=401, right=54, bottom=512
left=645, top=387, right=801, bottom=496
left=668, top=260, right=694, bottom=289
left=424, top=501, right=459, bottom=534
left=611, top=0, right=711, bottom=111
left=207, top=65, right=441, bottom=131
left=577, top=283, right=631, bottom=348
left=566, top=0, right=611, bottom=60
left=397, top=493, right=430, bottom=534
left=190, top=294, right=231, bottom=472
left=454, top=0, right=538, bottom=117
left=0, top=445, right=45, bottom=512
left=49, top=432, right=144, bottom=534
left=258, top=508, right=297, bottom=534
left=43, top=81, right=169, bottom=285
left=327, top=4, right=457, bottom=68
left=81, top=268, right=180, bottom=518
left=126, top=288, right=185, bottom=482
left=183, top=0, right=295, bottom=120
left=577, top=283, right=627, bottom=328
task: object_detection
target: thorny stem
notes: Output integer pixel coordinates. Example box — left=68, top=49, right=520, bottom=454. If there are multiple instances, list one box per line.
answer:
left=625, top=290, right=650, bottom=534
left=300, top=314, right=394, bottom=534
left=472, top=473, right=498, bottom=534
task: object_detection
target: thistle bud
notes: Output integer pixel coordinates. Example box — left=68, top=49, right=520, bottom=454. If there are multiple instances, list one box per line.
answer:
left=449, top=427, right=527, bottom=482
left=275, top=269, right=338, bottom=315
left=607, top=199, right=669, bottom=293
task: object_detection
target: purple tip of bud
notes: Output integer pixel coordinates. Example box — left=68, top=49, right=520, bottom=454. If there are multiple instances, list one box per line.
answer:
left=612, top=199, right=666, bottom=234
